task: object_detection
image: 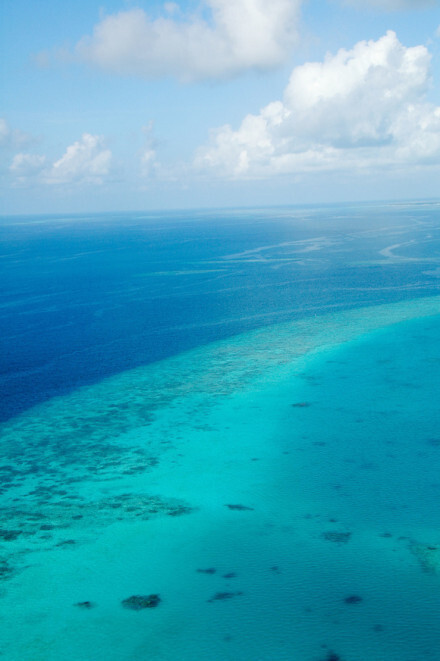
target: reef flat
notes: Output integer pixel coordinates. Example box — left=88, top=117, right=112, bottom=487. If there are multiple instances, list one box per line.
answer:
left=1, top=295, right=440, bottom=660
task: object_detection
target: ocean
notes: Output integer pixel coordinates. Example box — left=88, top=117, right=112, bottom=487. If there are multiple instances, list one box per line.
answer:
left=1, top=201, right=440, bottom=660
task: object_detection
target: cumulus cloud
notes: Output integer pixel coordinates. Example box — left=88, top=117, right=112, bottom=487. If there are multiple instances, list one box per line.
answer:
left=75, top=0, right=301, bottom=81
left=195, top=31, right=440, bottom=178
left=46, top=134, right=112, bottom=184
left=9, top=153, right=46, bottom=179
left=9, top=134, right=112, bottom=186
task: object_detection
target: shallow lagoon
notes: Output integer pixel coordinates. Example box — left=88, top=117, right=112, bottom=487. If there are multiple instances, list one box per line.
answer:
left=2, top=296, right=440, bottom=660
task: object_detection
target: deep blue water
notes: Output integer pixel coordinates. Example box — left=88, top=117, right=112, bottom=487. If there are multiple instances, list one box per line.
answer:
left=1, top=202, right=440, bottom=422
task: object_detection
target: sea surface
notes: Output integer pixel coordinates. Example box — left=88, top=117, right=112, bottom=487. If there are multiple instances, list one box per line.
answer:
left=1, top=202, right=440, bottom=660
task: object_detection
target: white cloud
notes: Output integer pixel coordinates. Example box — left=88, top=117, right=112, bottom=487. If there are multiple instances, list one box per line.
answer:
left=195, top=31, right=440, bottom=178
left=46, top=134, right=112, bottom=184
left=9, top=134, right=112, bottom=186
left=9, top=153, right=46, bottom=178
left=0, top=118, right=12, bottom=147
left=75, top=0, right=302, bottom=82
left=139, top=122, right=159, bottom=178
left=140, top=147, right=158, bottom=177
left=0, top=118, right=33, bottom=150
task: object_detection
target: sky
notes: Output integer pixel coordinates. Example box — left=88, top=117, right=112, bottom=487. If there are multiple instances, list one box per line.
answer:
left=1, top=0, right=440, bottom=214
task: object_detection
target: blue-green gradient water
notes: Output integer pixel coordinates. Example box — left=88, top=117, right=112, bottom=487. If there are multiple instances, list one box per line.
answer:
left=1, top=202, right=440, bottom=660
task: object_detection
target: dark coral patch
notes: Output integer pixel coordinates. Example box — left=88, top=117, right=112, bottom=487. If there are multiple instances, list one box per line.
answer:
left=321, top=531, right=351, bottom=544
left=0, top=560, right=15, bottom=580
left=0, top=529, right=22, bottom=541
left=324, top=653, right=341, bottom=661
left=167, top=505, right=193, bottom=516
left=207, top=591, right=243, bottom=603
left=74, top=601, right=95, bottom=609
left=121, top=594, right=161, bottom=610
left=344, top=595, right=363, bottom=604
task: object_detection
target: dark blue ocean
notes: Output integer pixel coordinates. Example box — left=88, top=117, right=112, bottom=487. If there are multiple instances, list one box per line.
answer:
left=1, top=201, right=440, bottom=661
left=1, top=202, right=440, bottom=423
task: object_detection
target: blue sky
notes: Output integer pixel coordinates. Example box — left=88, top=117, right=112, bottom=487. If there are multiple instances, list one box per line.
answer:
left=1, top=0, right=440, bottom=214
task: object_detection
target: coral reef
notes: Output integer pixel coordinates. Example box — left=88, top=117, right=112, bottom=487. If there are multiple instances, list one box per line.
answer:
left=0, top=493, right=194, bottom=582
left=121, top=594, right=161, bottom=610
left=410, top=542, right=440, bottom=574
left=321, top=531, right=351, bottom=544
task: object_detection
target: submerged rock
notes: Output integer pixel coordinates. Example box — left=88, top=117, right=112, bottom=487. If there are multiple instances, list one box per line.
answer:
left=121, top=594, right=161, bottom=610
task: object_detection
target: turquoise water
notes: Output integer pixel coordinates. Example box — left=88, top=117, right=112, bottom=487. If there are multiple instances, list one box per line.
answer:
left=1, top=297, right=440, bottom=660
